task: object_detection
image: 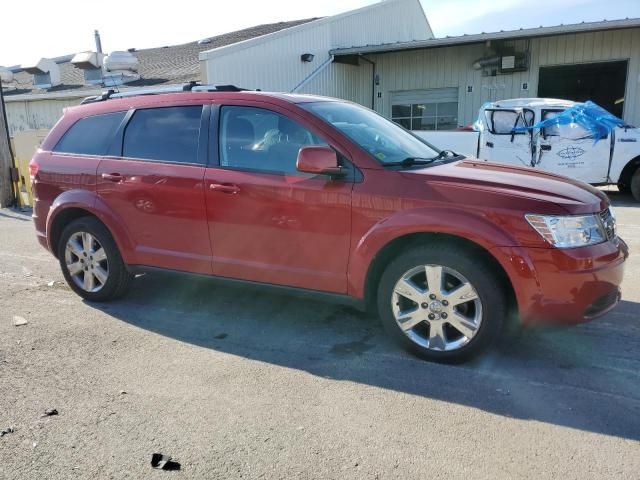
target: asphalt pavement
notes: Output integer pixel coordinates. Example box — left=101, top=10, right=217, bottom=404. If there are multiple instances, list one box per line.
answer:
left=1, top=190, right=639, bottom=479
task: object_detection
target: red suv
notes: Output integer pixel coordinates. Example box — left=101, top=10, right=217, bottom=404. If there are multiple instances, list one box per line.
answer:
left=30, top=86, right=628, bottom=361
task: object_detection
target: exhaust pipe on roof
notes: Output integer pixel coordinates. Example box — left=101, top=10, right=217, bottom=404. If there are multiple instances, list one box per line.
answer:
left=94, top=30, right=103, bottom=54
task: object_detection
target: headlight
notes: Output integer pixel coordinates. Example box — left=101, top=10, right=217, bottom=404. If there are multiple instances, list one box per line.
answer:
left=525, top=213, right=606, bottom=248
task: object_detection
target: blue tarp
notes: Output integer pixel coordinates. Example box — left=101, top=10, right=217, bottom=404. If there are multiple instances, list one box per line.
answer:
left=512, top=101, right=625, bottom=141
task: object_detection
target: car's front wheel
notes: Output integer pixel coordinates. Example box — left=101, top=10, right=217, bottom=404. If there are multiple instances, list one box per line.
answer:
left=58, top=217, right=132, bottom=301
left=377, top=244, right=506, bottom=362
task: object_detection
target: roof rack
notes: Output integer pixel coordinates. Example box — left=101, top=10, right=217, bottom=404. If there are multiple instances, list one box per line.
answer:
left=80, top=83, right=251, bottom=104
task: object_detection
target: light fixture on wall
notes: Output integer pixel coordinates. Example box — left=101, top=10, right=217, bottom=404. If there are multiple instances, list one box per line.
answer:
left=300, top=53, right=315, bottom=62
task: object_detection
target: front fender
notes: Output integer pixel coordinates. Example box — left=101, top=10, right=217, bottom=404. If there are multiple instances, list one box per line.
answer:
left=347, top=206, right=522, bottom=299
left=46, top=190, right=136, bottom=263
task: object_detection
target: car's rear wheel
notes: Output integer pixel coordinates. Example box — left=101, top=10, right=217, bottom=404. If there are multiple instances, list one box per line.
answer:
left=377, top=244, right=506, bottom=362
left=58, top=217, right=132, bottom=301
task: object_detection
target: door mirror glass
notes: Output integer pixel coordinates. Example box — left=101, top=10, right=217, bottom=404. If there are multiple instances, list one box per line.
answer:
left=296, top=146, right=343, bottom=177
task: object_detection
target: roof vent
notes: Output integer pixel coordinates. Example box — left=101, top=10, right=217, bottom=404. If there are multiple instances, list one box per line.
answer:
left=22, top=58, right=61, bottom=89
left=103, top=51, right=140, bottom=86
left=0, top=66, right=14, bottom=84
left=71, top=51, right=105, bottom=85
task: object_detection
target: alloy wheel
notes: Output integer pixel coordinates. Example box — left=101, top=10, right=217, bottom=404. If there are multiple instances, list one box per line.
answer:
left=64, top=232, right=109, bottom=293
left=391, top=264, right=483, bottom=351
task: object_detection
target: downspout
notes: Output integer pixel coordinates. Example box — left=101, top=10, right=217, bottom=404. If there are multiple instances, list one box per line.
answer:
left=290, top=55, right=334, bottom=93
left=358, top=55, right=376, bottom=110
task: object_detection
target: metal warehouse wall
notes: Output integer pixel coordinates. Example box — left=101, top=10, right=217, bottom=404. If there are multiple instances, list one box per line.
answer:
left=5, top=98, right=82, bottom=136
left=366, top=27, right=640, bottom=126
left=200, top=0, right=430, bottom=95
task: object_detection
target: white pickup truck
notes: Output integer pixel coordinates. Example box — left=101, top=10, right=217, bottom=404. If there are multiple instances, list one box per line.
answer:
left=416, top=98, right=640, bottom=201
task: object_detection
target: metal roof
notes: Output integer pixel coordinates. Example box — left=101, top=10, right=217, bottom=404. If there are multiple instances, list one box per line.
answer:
left=330, top=17, right=640, bottom=56
left=3, top=18, right=316, bottom=99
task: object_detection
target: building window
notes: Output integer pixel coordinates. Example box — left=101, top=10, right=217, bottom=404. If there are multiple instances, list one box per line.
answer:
left=392, top=101, right=458, bottom=131
left=390, top=88, right=459, bottom=131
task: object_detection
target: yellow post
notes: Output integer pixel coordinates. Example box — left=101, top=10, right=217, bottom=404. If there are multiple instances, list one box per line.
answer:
left=11, top=129, right=50, bottom=207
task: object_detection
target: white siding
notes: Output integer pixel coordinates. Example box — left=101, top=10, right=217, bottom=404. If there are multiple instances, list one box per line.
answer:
left=5, top=98, right=82, bottom=136
left=365, top=27, right=640, bottom=126
left=200, top=0, right=431, bottom=93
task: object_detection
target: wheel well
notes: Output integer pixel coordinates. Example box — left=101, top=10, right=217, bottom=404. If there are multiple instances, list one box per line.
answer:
left=618, top=156, right=640, bottom=187
left=50, top=208, right=99, bottom=258
left=363, top=232, right=517, bottom=315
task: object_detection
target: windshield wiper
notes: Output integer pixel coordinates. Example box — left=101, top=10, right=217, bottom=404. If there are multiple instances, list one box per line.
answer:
left=382, top=157, right=434, bottom=168
left=432, top=149, right=459, bottom=161
left=383, top=150, right=461, bottom=168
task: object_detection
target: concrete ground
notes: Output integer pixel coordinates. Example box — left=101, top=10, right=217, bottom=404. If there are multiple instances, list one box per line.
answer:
left=1, top=191, right=639, bottom=479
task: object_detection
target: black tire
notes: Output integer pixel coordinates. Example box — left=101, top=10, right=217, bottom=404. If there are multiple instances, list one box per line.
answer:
left=57, top=216, right=132, bottom=302
left=631, top=168, right=640, bottom=202
left=617, top=182, right=630, bottom=195
left=376, top=243, right=506, bottom=363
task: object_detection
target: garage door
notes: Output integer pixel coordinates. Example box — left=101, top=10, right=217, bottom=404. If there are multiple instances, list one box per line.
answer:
left=538, top=61, right=627, bottom=118
left=391, top=88, right=459, bottom=131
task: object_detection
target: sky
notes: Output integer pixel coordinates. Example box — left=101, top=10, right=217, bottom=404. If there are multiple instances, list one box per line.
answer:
left=1, top=0, right=639, bottom=67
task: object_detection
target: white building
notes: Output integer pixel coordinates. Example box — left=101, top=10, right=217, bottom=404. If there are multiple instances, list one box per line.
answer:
left=200, top=0, right=431, bottom=108
left=200, top=14, right=640, bottom=129
left=3, top=0, right=640, bottom=136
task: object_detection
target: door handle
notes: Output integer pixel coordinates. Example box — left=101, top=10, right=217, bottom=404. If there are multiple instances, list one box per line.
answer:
left=101, top=173, right=124, bottom=182
left=540, top=144, right=552, bottom=151
left=209, top=183, right=240, bottom=194
left=485, top=141, right=494, bottom=148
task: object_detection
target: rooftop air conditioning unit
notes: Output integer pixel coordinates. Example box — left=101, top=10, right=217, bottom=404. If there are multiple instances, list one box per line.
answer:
left=102, top=51, right=140, bottom=86
left=71, top=51, right=105, bottom=85
left=0, top=66, right=14, bottom=84
left=22, top=58, right=61, bottom=88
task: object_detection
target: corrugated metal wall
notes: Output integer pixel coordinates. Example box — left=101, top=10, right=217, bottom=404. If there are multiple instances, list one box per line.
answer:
left=5, top=98, right=81, bottom=136
left=201, top=0, right=430, bottom=94
left=366, top=27, right=640, bottom=126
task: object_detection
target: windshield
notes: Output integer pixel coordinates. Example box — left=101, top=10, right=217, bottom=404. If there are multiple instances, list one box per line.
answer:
left=301, top=101, right=441, bottom=165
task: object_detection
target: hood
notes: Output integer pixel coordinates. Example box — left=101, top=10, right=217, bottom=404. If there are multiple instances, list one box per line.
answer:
left=402, top=159, right=608, bottom=214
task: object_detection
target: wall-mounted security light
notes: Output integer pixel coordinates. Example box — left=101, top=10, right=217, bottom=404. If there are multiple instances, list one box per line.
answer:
left=300, top=53, right=315, bottom=62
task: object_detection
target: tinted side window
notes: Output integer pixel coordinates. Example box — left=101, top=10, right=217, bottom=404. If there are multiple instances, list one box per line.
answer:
left=219, top=106, right=327, bottom=174
left=123, top=106, right=203, bottom=163
left=54, top=111, right=126, bottom=156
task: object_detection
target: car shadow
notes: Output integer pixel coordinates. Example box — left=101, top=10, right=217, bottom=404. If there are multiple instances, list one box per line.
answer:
left=89, top=271, right=640, bottom=441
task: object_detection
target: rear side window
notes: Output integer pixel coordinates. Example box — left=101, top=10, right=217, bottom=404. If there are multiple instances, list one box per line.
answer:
left=53, top=111, right=126, bottom=156
left=123, top=106, right=203, bottom=164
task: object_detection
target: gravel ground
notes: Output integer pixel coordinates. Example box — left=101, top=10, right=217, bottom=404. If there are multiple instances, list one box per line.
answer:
left=1, top=191, right=639, bottom=479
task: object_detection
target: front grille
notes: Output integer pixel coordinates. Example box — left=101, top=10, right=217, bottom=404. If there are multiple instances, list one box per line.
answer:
left=599, top=208, right=616, bottom=241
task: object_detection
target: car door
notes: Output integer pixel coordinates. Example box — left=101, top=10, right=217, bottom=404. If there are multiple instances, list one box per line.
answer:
left=204, top=102, right=354, bottom=293
left=479, top=108, right=535, bottom=167
left=536, top=109, right=610, bottom=183
left=97, top=103, right=213, bottom=274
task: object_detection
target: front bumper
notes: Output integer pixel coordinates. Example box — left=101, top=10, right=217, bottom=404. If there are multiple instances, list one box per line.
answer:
left=493, top=237, right=628, bottom=326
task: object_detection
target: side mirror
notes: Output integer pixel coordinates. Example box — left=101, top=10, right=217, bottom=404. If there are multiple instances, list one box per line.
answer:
left=296, top=146, right=344, bottom=177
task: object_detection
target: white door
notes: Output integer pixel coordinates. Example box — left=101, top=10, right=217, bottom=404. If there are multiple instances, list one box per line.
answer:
left=536, top=109, right=610, bottom=183
left=479, top=109, right=535, bottom=167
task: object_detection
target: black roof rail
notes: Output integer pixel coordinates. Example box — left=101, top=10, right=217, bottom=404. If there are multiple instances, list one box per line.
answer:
left=80, top=83, right=252, bottom=104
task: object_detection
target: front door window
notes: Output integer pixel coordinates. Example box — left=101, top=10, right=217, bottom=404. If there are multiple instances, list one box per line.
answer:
left=219, top=106, right=327, bottom=174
